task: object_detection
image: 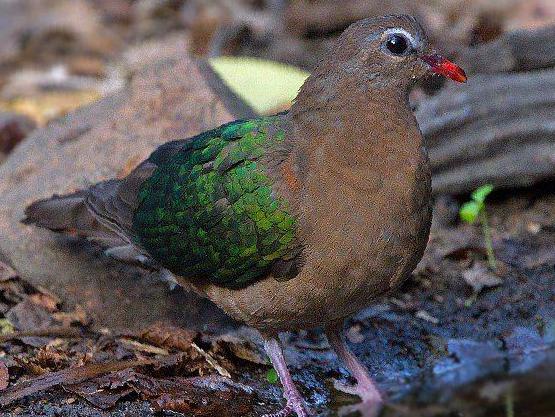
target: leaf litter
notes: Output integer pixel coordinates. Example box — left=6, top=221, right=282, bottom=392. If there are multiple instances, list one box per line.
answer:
left=0, top=261, right=260, bottom=415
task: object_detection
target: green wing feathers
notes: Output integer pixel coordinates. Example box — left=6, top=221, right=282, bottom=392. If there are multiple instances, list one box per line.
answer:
left=133, top=116, right=297, bottom=287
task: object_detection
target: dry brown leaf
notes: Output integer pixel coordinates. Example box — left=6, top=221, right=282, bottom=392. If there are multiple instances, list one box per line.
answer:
left=32, top=346, right=72, bottom=372
left=6, top=299, right=55, bottom=347
left=118, top=338, right=169, bottom=356
left=28, top=293, right=59, bottom=313
left=52, top=305, right=89, bottom=327
left=65, top=369, right=253, bottom=415
left=0, top=358, right=155, bottom=407
left=139, top=322, right=197, bottom=352
left=13, top=357, right=48, bottom=377
left=213, top=334, right=267, bottom=365
left=0, top=326, right=81, bottom=343
left=0, top=361, right=8, bottom=390
left=64, top=369, right=135, bottom=409
left=191, top=343, right=230, bottom=378
left=462, top=263, right=503, bottom=293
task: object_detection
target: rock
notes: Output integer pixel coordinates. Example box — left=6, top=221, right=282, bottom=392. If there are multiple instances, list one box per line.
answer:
left=0, top=36, right=252, bottom=332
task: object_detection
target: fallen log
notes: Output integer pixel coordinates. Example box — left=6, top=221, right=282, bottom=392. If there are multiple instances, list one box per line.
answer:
left=416, top=25, right=555, bottom=195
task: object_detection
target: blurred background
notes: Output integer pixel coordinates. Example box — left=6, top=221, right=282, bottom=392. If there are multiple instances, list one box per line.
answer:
left=0, top=1, right=554, bottom=417
left=0, top=0, right=554, bottom=124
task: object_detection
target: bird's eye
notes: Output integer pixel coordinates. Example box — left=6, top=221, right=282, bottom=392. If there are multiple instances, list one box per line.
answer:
left=385, top=33, right=410, bottom=55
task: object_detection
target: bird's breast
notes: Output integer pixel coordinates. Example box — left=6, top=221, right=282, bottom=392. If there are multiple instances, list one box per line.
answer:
left=293, top=144, right=432, bottom=319
left=199, top=152, right=432, bottom=332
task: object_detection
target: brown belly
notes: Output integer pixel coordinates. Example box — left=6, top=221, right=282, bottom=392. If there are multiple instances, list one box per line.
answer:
left=196, top=186, right=432, bottom=333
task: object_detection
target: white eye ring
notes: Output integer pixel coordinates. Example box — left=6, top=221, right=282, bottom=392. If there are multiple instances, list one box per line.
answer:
left=382, top=28, right=417, bottom=49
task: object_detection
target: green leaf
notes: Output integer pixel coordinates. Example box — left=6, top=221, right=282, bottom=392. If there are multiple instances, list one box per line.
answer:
left=471, top=184, right=494, bottom=204
left=208, top=57, right=309, bottom=114
left=266, top=368, right=278, bottom=384
left=459, top=201, right=482, bottom=224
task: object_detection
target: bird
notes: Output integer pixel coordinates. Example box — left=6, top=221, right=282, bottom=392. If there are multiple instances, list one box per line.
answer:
left=23, top=14, right=466, bottom=417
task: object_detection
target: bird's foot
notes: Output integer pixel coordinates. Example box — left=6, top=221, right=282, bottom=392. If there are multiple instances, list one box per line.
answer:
left=325, top=322, right=384, bottom=417
left=262, top=389, right=311, bottom=417
left=337, top=401, right=382, bottom=417
left=333, top=379, right=382, bottom=403
left=262, top=336, right=312, bottom=417
left=334, top=379, right=383, bottom=417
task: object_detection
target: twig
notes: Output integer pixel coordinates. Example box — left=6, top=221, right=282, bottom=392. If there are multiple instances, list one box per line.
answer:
left=118, top=338, right=170, bottom=356
left=0, top=326, right=82, bottom=343
left=191, top=342, right=231, bottom=378
left=480, top=208, right=497, bottom=271
left=0, top=357, right=158, bottom=406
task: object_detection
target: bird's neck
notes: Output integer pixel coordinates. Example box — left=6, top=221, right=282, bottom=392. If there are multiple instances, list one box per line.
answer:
left=287, top=71, right=423, bottom=178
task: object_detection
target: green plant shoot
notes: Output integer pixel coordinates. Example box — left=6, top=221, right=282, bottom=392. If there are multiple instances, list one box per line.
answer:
left=459, top=184, right=497, bottom=270
left=266, top=368, right=279, bottom=384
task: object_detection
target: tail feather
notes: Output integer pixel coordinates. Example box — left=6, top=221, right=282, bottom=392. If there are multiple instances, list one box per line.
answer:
left=23, top=159, right=155, bottom=239
left=22, top=159, right=159, bottom=271
left=84, top=161, right=156, bottom=244
left=22, top=190, right=124, bottom=245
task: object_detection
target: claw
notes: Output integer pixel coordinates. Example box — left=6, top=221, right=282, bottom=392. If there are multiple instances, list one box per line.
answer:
left=333, top=379, right=382, bottom=404
left=262, top=400, right=310, bottom=417
left=333, top=379, right=362, bottom=397
left=334, top=379, right=382, bottom=417
left=338, top=400, right=382, bottom=417
left=262, top=392, right=311, bottom=417
left=325, top=322, right=384, bottom=413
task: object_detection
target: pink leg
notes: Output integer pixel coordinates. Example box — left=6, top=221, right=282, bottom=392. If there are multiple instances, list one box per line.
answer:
left=325, top=321, right=383, bottom=415
left=262, top=336, right=310, bottom=417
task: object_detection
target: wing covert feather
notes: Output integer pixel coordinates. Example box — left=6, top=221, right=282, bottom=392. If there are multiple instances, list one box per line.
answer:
left=133, top=116, right=300, bottom=287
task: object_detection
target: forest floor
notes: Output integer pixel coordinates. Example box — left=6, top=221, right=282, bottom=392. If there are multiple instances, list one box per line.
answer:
left=1, top=1, right=554, bottom=416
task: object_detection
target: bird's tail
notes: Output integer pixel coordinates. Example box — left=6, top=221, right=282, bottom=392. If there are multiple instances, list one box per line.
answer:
left=22, top=189, right=125, bottom=247
left=23, top=160, right=158, bottom=268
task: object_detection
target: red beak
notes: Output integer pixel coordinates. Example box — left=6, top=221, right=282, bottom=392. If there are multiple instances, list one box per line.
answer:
left=420, top=54, right=467, bottom=83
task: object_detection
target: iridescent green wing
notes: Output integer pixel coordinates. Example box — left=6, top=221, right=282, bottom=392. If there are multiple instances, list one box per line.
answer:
left=132, top=116, right=298, bottom=288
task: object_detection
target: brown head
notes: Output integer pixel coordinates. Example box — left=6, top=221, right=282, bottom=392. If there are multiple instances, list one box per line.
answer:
left=333, top=15, right=465, bottom=88
left=293, top=15, right=465, bottom=113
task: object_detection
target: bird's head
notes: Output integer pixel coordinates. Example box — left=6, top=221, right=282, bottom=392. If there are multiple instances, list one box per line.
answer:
left=329, top=15, right=466, bottom=90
